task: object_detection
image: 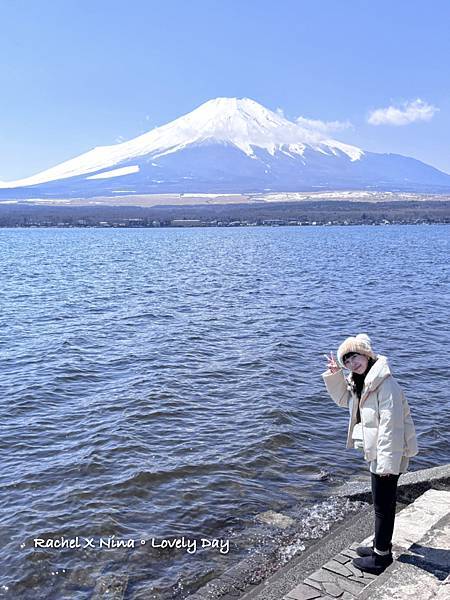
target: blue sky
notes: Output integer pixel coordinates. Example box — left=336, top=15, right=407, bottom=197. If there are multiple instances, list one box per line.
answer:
left=1, top=0, right=449, bottom=181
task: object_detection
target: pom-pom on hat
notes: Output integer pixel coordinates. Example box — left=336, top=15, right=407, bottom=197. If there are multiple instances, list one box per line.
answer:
left=337, top=333, right=377, bottom=368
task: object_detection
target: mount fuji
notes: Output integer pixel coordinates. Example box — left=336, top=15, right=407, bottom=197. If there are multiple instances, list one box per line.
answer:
left=1, top=97, right=450, bottom=199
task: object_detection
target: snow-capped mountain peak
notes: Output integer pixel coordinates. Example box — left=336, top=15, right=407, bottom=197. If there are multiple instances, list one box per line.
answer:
left=130, top=96, right=362, bottom=160
left=0, top=97, right=364, bottom=188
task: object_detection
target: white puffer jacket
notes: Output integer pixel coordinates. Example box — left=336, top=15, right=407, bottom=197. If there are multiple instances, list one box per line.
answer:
left=322, top=355, right=418, bottom=475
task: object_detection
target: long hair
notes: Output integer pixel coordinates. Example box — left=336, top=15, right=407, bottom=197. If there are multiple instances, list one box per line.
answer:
left=349, top=356, right=377, bottom=399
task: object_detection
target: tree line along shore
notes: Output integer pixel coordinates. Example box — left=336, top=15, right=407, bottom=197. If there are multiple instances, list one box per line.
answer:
left=0, top=200, right=449, bottom=227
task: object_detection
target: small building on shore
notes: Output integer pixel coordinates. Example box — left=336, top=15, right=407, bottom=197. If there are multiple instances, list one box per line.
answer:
left=170, top=219, right=203, bottom=227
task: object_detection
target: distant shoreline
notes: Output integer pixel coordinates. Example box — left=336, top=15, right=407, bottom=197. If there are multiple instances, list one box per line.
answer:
left=0, top=196, right=449, bottom=228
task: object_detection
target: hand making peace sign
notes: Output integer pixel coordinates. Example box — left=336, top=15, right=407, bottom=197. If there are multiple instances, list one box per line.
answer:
left=324, top=351, right=340, bottom=373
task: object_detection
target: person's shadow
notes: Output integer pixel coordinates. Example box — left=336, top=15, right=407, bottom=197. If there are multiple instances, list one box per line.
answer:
left=397, top=542, right=450, bottom=580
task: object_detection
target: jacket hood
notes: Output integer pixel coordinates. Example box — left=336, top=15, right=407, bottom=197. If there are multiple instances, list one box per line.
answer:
left=348, top=354, right=391, bottom=396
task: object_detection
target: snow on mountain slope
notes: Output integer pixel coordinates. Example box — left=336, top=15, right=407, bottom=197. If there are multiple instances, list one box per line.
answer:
left=85, top=165, right=140, bottom=179
left=0, top=98, right=364, bottom=188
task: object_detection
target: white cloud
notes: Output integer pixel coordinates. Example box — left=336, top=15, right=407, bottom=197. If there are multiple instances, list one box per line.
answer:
left=368, top=98, right=439, bottom=126
left=115, top=135, right=125, bottom=143
left=295, top=116, right=352, bottom=134
left=275, top=107, right=351, bottom=136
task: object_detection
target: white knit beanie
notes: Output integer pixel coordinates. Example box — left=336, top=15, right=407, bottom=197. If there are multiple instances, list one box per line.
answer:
left=337, top=333, right=377, bottom=368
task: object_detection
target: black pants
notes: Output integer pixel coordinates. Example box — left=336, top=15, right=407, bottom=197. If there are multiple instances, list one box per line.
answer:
left=371, top=472, right=400, bottom=552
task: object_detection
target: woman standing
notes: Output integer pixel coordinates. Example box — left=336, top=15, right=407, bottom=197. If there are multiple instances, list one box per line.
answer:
left=322, top=333, right=418, bottom=575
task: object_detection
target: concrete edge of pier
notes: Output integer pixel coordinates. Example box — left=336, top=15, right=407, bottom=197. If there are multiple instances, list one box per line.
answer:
left=186, top=463, right=450, bottom=600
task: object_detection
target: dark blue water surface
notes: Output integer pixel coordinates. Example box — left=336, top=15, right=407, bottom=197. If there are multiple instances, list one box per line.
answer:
left=1, top=225, right=449, bottom=599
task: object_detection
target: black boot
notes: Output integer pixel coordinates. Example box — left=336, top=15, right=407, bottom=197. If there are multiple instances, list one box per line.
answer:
left=356, top=542, right=392, bottom=557
left=356, top=544, right=374, bottom=557
left=352, top=551, right=393, bottom=575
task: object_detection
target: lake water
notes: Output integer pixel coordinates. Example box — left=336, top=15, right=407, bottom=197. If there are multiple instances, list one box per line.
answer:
left=1, top=225, right=449, bottom=599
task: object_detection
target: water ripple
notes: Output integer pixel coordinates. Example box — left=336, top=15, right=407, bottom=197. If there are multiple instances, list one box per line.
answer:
left=0, top=225, right=449, bottom=599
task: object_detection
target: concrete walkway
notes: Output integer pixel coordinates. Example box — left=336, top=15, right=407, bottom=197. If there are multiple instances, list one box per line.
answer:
left=279, top=489, right=449, bottom=600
